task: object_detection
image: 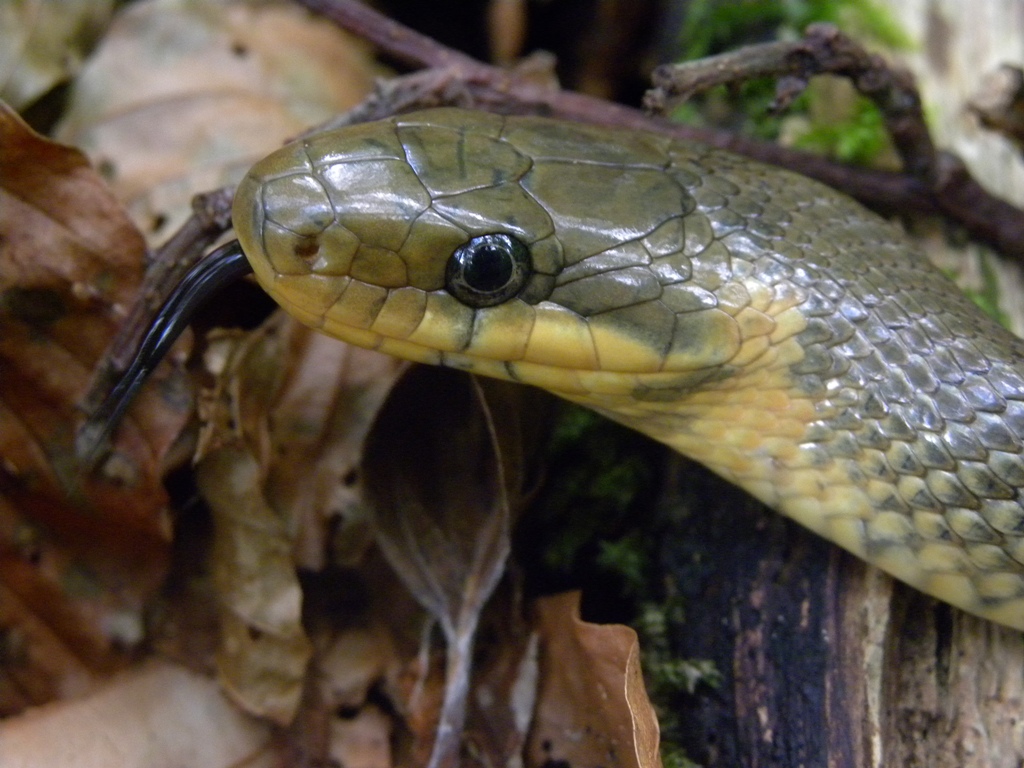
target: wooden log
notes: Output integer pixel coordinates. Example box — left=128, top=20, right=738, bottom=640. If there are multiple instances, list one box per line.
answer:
left=661, top=455, right=1024, bottom=767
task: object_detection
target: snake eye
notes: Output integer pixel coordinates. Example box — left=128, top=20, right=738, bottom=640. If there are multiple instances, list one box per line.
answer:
left=445, top=234, right=531, bottom=308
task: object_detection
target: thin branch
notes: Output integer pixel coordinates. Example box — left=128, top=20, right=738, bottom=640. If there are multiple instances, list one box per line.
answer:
left=296, top=0, right=482, bottom=71
left=646, top=23, right=938, bottom=181
left=305, top=55, right=940, bottom=218
left=78, top=187, right=233, bottom=419
left=969, top=65, right=1024, bottom=150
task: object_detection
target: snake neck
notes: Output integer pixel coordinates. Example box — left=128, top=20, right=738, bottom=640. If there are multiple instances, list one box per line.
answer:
left=567, top=263, right=1024, bottom=630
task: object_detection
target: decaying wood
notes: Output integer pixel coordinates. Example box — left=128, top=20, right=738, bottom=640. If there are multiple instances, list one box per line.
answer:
left=658, top=455, right=1024, bottom=768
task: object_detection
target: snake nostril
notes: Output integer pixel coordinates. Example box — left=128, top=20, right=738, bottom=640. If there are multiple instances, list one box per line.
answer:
left=293, top=236, right=321, bottom=263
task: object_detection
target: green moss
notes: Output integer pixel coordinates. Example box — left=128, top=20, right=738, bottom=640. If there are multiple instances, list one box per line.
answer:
left=633, top=596, right=722, bottom=762
left=669, top=0, right=910, bottom=164
left=677, top=0, right=910, bottom=62
left=529, top=406, right=660, bottom=578
left=791, top=92, right=890, bottom=164
left=527, top=405, right=723, bottom=765
left=661, top=747, right=705, bottom=768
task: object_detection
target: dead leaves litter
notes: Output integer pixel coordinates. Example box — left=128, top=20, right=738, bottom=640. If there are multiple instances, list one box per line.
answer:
left=194, top=315, right=403, bottom=724
left=54, top=0, right=378, bottom=243
left=0, top=104, right=188, bottom=713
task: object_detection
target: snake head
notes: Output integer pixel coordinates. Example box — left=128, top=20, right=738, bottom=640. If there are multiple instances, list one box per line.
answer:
left=233, top=108, right=753, bottom=399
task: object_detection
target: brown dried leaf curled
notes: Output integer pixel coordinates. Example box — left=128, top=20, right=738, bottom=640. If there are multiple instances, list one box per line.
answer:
left=362, top=367, right=538, bottom=768
left=528, top=591, right=662, bottom=768
left=1, top=101, right=143, bottom=305
left=194, top=323, right=307, bottom=725
left=195, top=316, right=403, bottom=724
left=198, top=445, right=313, bottom=726
left=0, top=103, right=188, bottom=713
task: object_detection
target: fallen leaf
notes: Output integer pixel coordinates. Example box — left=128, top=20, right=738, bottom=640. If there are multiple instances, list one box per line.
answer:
left=528, top=591, right=662, bottom=768
left=55, top=0, right=378, bottom=242
left=194, top=315, right=403, bottom=724
left=362, top=367, right=545, bottom=768
left=329, top=703, right=394, bottom=768
left=1, top=100, right=140, bottom=306
left=0, top=0, right=114, bottom=110
left=463, top=619, right=539, bottom=768
left=362, top=369, right=517, bottom=635
left=0, top=103, right=189, bottom=713
left=0, top=660, right=273, bottom=768
left=317, top=625, right=398, bottom=712
left=262, top=325, right=405, bottom=571
left=197, top=443, right=314, bottom=725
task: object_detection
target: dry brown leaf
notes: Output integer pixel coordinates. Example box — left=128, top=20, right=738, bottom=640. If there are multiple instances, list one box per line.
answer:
left=194, top=315, right=403, bottom=724
left=362, top=368, right=517, bottom=631
left=0, top=660, right=273, bottom=768
left=387, top=628, right=449, bottom=768
left=0, top=0, right=114, bottom=110
left=317, top=625, right=398, bottom=712
left=197, top=444, right=314, bottom=725
left=1, top=102, right=139, bottom=306
left=263, top=326, right=406, bottom=571
left=528, top=591, right=662, bottom=768
left=362, top=368, right=543, bottom=768
left=55, top=0, right=377, bottom=242
left=374, top=581, right=539, bottom=768
left=0, top=103, right=190, bottom=714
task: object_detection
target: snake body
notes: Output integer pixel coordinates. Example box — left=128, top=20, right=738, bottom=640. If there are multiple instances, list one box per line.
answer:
left=233, top=108, right=1024, bottom=630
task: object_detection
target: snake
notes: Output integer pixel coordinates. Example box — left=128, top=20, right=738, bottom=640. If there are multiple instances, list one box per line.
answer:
left=95, top=107, right=1024, bottom=631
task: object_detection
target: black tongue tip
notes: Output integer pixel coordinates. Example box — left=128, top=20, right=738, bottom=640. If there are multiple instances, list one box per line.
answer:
left=76, top=240, right=253, bottom=469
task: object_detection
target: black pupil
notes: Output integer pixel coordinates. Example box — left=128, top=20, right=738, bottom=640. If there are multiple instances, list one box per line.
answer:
left=464, top=242, right=513, bottom=292
left=445, top=233, right=530, bottom=309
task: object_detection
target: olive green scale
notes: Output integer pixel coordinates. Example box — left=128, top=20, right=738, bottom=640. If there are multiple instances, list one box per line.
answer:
left=233, top=107, right=1024, bottom=630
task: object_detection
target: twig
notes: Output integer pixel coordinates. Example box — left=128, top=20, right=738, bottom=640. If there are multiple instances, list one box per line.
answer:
left=297, top=0, right=481, bottom=71
left=308, top=65, right=940, bottom=220
left=78, top=187, right=234, bottom=418
left=646, top=24, right=938, bottom=181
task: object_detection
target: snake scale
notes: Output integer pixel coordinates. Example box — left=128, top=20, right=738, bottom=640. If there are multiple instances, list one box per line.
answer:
left=122, top=107, right=1024, bottom=631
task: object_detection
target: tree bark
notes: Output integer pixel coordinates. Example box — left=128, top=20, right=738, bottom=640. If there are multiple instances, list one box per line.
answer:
left=661, top=456, right=1024, bottom=768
